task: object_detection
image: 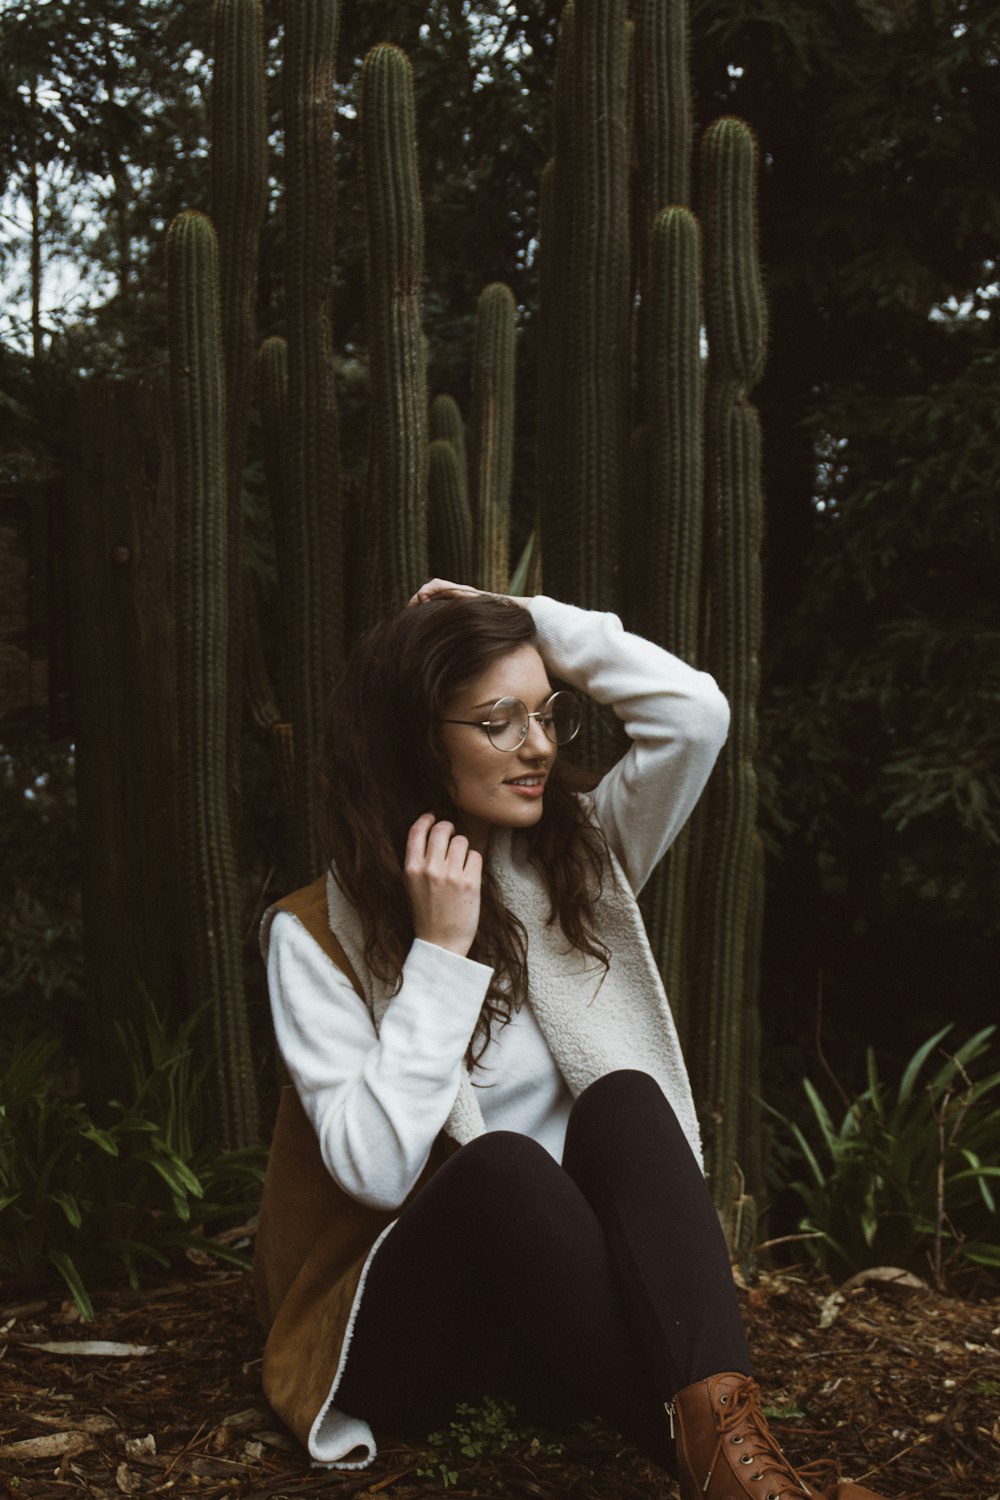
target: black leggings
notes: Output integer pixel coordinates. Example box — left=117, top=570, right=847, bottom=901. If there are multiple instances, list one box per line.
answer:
left=336, top=1069, right=751, bottom=1471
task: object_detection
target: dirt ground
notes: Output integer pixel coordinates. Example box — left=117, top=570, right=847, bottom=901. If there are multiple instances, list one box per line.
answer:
left=2, top=1260, right=998, bottom=1499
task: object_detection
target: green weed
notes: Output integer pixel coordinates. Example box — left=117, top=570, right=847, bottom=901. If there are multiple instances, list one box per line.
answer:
left=0, top=1001, right=266, bottom=1317
left=765, top=1025, right=1000, bottom=1288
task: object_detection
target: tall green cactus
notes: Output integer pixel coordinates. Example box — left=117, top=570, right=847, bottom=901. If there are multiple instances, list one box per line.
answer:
left=283, top=0, right=342, bottom=882
left=470, top=282, right=516, bottom=593
left=639, top=205, right=704, bottom=1045
left=687, top=118, right=766, bottom=1238
left=359, top=43, right=428, bottom=617
left=557, top=0, right=630, bottom=616
left=210, top=0, right=267, bottom=802
left=428, top=437, right=473, bottom=581
left=430, top=394, right=470, bottom=509
left=166, top=209, right=258, bottom=1150
left=539, top=3, right=768, bottom=1236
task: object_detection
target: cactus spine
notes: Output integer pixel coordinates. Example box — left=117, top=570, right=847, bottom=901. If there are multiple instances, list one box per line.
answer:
left=359, top=43, right=428, bottom=616
left=283, top=0, right=342, bottom=882
left=470, top=282, right=516, bottom=592
left=166, top=210, right=258, bottom=1149
left=688, top=118, right=766, bottom=1236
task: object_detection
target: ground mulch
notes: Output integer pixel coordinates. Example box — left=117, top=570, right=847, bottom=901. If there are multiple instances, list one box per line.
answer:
left=1, top=1261, right=998, bottom=1499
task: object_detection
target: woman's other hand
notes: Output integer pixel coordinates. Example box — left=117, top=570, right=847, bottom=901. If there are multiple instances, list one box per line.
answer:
left=403, top=813, right=482, bottom=957
left=408, top=578, right=532, bottom=608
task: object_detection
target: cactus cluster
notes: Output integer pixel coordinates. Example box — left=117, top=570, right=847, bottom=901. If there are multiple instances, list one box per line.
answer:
left=160, top=0, right=768, bottom=1189
left=538, top=0, right=768, bottom=1233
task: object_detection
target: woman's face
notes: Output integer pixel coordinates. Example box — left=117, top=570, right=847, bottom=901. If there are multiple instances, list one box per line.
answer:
left=439, top=645, right=556, bottom=852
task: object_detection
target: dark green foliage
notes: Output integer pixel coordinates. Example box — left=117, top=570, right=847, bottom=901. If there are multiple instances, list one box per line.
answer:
left=283, top=0, right=343, bottom=882
left=766, top=1027, right=1000, bottom=1288
left=0, top=1006, right=266, bottom=1319
left=428, top=438, right=473, bottom=583
left=166, top=208, right=258, bottom=1150
left=470, top=282, right=516, bottom=592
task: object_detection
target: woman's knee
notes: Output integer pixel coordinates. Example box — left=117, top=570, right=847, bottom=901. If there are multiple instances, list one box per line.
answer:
left=574, top=1068, right=670, bottom=1120
left=431, top=1130, right=560, bottom=1216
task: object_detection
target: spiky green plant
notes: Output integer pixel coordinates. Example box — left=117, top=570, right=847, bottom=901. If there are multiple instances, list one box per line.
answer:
left=470, top=282, right=516, bottom=593
left=430, top=394, right=470, bottom=504
left=283, top=0, right=343, bottom=882
left=686, top=118, right=766, bottom=1233
left=428, top=438, right=473, bottom=582
left=639, top=205, right=704, bottom=1045
left=211, top=0, right=267, bottom=799
left=166, top=209, right=258, bottom=1149
left=359, top=42, right=428, bottom=617
left=541, top=0, right=629, bottom=618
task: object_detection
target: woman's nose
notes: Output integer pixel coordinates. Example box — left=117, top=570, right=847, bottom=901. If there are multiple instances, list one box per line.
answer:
left=520, top=715, right=551, bottom=758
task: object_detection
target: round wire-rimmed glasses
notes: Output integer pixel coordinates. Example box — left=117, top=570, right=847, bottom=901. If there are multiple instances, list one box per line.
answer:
left=442, top=690, right=582, bottom=752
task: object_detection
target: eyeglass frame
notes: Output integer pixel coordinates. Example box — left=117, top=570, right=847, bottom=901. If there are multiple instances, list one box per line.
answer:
left=440, top=689, right=582, bottom=752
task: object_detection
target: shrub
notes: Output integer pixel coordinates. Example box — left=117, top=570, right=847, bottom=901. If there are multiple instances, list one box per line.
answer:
left=765, top=1025, right=1000, bottom=1288
left=0, top=1002, right=266, bottom=1318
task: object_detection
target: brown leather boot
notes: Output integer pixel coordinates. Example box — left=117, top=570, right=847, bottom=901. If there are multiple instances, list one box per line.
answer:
left=668, top=1372, right=888, bottom=1500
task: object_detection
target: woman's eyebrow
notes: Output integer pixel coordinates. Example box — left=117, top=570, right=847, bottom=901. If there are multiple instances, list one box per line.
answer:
left=467, top=688, right=554, bottom=712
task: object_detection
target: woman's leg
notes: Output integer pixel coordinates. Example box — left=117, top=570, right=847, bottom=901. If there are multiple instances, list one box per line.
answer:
left=335, top=1128, right=676, bottom=1468
left=560, top=1068, right=751, bottom=1396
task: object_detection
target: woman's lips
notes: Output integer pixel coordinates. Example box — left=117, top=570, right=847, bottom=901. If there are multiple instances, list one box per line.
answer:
left=504, top=777, right=546, bottom=799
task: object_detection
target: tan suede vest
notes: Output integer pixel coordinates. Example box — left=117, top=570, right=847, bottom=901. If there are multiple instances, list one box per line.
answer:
left=253, top=878, right=458, bottom=1450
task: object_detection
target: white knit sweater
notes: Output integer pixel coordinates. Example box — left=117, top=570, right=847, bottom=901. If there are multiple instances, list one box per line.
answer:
left=267, top=595, right=729, bottom=1212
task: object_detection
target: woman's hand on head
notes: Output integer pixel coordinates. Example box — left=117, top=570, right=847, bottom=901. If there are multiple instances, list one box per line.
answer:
left=403, top=813, right=483, bottom=958
left=408, top=578, right=532, bottom=609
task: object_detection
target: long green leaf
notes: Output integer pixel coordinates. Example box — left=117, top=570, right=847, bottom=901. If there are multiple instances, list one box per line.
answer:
left=898, top=1024, right=952, bottom=1103
left=51, top=1189, right=83, bottom=1228
left=48, top=1250, right=95, bottom=1322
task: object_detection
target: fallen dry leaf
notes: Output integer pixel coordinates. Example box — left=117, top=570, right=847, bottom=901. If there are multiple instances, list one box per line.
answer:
left=23, top=1339, right=154, bottom=1356
left=1, top=1430, right=97, bottom=1459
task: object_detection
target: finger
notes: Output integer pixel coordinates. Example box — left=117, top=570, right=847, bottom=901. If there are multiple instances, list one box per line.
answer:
left=424, top=819, right=457, bottom=861
left=443, top=832, right=470, bottom=867
left=405, top=812, right=436, bottom=860
left=407, top=579, right=480, bottom=607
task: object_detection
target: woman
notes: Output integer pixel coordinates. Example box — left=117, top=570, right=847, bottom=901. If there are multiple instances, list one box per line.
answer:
left=254, top=580, right=888, bottom=1499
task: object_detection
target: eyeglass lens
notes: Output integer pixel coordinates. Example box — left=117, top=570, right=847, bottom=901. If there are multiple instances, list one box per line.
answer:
left=487, top=693, right=581, bottom=750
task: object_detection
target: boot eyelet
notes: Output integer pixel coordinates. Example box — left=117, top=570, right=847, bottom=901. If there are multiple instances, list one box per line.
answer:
left=751, top=1473, right=764, bottom=1481
left=767, top=1492, right=779, bottom=1499
left=731, top=1435, right=744, bottom=1444
left=720, top=1394, right=728, bottom=1404
left=740, top=1454, right=754, bottom=1465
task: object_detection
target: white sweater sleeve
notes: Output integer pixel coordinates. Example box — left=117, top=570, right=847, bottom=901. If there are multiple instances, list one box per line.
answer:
left=527, top=596, right=730, bottom=895
left=267, top=910, right=493, bottom=1211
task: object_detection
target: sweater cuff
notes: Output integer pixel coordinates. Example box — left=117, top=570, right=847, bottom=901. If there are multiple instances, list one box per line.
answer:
left=387, top=939, right=494, bottom=1051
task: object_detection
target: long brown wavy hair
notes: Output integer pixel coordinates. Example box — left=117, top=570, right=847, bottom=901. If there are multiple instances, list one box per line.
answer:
left=319, top=595, right=611, bottom=1064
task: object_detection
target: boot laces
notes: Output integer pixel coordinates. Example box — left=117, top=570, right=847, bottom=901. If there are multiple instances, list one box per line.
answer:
left=707, top=1378, right=813, bottom=1498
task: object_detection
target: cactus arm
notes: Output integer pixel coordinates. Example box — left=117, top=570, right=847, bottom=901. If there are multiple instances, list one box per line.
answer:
left=359, top=43, right=429, bottom=616
left=166, top=209, right=259, bottom=1148
left=283, top=0, right=343, bottom=882
left=470, top=282, right=516, bottom=593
